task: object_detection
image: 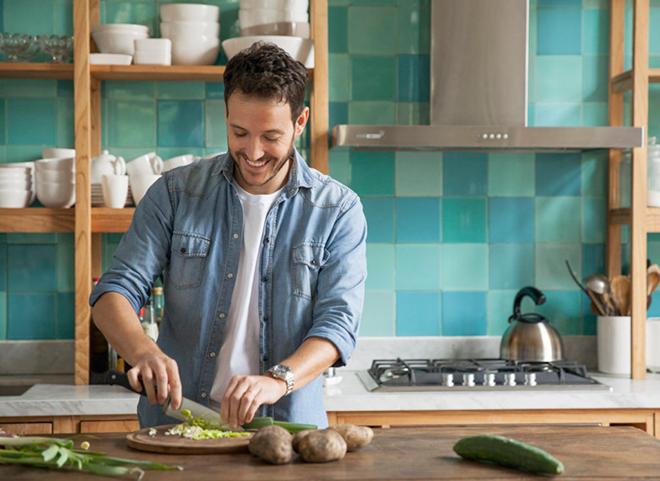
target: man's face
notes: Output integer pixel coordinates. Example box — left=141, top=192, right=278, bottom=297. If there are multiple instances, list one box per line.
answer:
left=226, top=92, right=308, bottom=195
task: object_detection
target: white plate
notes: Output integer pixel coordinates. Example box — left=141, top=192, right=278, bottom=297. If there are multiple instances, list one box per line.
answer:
left=90, top=53, right=133, bottom=65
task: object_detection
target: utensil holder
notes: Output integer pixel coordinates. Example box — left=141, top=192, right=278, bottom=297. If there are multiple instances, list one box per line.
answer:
left=597, top=316, right=631, bottom=374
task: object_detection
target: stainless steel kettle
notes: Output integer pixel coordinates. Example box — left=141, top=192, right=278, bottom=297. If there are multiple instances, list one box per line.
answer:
left=500, top=286, right=564, bottom=362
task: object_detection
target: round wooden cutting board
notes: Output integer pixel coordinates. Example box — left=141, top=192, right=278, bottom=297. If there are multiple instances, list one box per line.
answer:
left=126, top=424, right=252, bottom=454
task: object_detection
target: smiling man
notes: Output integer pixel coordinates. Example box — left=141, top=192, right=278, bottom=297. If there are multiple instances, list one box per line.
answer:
left=89, top=42, right=368, bottom=429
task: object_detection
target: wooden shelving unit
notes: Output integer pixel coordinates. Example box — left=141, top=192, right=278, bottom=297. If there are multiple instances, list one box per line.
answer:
left=0, top=0, right=329, bottom=385
left=606, top=0, right=649, bottom=379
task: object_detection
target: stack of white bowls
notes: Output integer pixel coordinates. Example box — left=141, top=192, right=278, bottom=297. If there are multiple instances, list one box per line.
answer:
left=0, top=162, right=35, bottom=208
left=35, top=157, right=76, bottom=208
left=134, top=38, right=172, bottom=65
left=160, top=3, right=221, bottom=65
left=92, top=24, right=150, bottom=57
left=223, top=0, right=314, bottom=68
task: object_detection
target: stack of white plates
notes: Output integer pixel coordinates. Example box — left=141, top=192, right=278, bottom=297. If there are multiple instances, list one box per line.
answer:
left=238, top=0, right=310, bottom=37
left=160, top=3, right=221, bottom=65
left=35, top=157, right=76, bottom=208
left=0, top=162, right=35, bottom=208
left=92, top=182, right=134, bottom=207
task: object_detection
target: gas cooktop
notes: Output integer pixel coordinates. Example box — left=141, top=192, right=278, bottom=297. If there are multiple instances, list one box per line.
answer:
left=357, top=358, right=612, bottom=392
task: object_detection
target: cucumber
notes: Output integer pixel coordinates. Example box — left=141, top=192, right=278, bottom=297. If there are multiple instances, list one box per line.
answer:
left=453, top=434, right=564, bottom=475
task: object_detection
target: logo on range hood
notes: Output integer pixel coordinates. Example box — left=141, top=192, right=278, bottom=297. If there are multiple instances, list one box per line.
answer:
left=332, top=0, right=643, bottom=152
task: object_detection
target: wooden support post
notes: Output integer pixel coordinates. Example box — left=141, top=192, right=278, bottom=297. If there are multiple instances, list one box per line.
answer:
left=631, top=0, right=650, bottom=379
left=310, top=0, right=329, bottom=174
left=607, top=0, right=625, bottom=279
left=74, top=0, right=92, bottom=385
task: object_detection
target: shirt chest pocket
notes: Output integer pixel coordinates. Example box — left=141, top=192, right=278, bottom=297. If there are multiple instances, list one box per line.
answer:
left=293, top=243, right=329, bottom=300
left=169, top=232, right=211, bottom=289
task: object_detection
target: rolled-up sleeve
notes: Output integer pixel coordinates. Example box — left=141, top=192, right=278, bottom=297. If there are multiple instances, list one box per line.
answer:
left=89, top=176, right=174, bottom=313
left=304, top=193, right=368, bottom=367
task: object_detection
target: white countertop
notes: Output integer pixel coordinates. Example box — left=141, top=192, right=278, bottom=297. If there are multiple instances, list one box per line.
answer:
left=2, top=371, right=660, bottom=418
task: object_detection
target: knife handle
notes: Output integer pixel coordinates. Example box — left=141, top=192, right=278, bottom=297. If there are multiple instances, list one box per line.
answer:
left=105, top=369, right=147, bottom=397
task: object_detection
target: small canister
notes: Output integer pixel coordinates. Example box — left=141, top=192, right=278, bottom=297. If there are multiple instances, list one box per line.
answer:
left=647, top=137, right=660, bottom=207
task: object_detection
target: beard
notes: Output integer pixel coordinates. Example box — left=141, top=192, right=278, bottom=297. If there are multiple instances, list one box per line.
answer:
left=230, top=137, right=296, bottom=190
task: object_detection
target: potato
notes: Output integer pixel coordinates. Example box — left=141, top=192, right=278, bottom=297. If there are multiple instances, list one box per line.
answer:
left=292, top=429, right=314, bottom=453
left=248, top=425, right=293, bottom=465
left=298, top=429, right=347, bottom=463
left=329, top=424, right=374, bottom=452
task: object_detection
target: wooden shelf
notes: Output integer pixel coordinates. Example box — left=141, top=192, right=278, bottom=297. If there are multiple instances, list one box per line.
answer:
left=0, top=63, right=73, bottom=79
left=0, top=208, right=74, bottom=232
left=91, top=208, right=135, bottom=233
left=611, top=68, right=660, bottom=93
left=91, top=64, right=313, bottom=82
left=609, top=207, right=660, bottom=232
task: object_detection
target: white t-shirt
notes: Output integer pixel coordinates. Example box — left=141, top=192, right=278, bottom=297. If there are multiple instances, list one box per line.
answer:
left=209, top=182, right=282, bottom=410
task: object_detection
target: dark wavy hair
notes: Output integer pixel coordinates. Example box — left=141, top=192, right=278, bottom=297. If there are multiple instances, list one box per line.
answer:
left=223, top=41, right=308, bottom=121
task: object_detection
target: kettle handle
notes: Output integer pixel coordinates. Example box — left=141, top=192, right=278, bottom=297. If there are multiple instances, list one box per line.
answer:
left=511, top=286, right=546, bottom=321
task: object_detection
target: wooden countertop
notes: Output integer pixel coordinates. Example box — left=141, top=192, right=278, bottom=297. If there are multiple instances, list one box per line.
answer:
left=3, top=425, right=660, bottom=480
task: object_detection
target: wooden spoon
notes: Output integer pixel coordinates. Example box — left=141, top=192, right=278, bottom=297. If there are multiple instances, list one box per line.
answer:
left=649, top=264, right=660, bottom=298
left=611, top=275, right=631, bottom=317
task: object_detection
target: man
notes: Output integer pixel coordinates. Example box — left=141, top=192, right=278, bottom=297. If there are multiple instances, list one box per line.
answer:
left=90, top=42, right=367, bottom=429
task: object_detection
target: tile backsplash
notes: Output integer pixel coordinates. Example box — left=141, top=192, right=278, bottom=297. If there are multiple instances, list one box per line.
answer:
left=2, top=0, right=660, bottom=342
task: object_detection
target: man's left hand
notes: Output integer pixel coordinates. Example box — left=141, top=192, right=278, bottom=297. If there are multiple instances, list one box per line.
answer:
left=220, top=374, right=287, bottom=428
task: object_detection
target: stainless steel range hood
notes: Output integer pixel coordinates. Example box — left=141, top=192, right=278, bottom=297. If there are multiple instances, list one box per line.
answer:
left=332, top=0, right=643, bottom=152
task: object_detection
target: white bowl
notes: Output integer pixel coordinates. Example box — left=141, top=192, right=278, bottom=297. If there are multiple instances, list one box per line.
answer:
left=239, top=8, right=308, bottom=29
left=134, top=51, right=172, bottom=66
left=0, top=189, right=32, bottom=208
left=42, top=148, right=75, bottom=159
left=0, top=179, right=31, bottom=190
left=241, top=21, right=310, bottom=38
left=92, top=31, right=150, bottom=55
left=35, top=157, right=75, bottom=172
left=129, top=174, right=161, bottom=206
left=92, top=24, right=150, bottom=35
left=35, top=179, right=75, bottom=208
left=90, top=53, right=133, bottom=65
left=160, top=3, right=220, bottom=22
left=0, top=161, right=34, bottom=171
left=222, top=35, right=314, bottom=68
left=134, top=38, right=171, bottom=53
left=36, top=170, right=75, bottom=183
left=160, top=21, right=220, bottom=38
left=240, top=0, right=309, bottom=10
left=0, top=166, right=32, bottom=176
left=164, top=35, right=220, bottom=65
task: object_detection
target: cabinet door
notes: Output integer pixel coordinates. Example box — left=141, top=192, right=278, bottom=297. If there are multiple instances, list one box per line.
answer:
left=0, top=423, right=53, bottom=435
left=80, top=420, right=140, bottom=433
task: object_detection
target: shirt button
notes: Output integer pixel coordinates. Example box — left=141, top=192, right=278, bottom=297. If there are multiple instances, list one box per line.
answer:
left=233, top=233, right=239, bottom=239
left=201, top=392, right=207, bottom=398
left=311, top=260, right=317, bottom=265
left=263, top=316, right=268, bottom=322
left=264, top=238, right=270, bottom=243
left=262, top=276, right=268, bottom=282
left=180, top=247, right=186, bottom=254
left=219, top=313, right=225, bottom=318
left=290, top=189, right=295, bottom=195
left=263, top=355, right=268, bottom=362
left=228, top=273, right=233, bottom=278
left=210, top=352, right=216, bottom=358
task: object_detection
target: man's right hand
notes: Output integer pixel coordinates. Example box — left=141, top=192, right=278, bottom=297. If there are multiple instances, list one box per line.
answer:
left=127, top=349, right=182, bottom=410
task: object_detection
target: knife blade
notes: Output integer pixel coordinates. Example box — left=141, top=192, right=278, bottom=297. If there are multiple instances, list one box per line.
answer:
left=105, top=369, right=241, bottom=431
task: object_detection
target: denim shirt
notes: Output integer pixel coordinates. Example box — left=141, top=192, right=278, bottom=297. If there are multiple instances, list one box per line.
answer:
left=90, top=149, right=367, bottom=429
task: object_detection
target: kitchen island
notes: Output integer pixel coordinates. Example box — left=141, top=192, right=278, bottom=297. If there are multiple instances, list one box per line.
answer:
left=3, top=371, right=660, bottom=437
left=2, top=425, right=659, bottom=480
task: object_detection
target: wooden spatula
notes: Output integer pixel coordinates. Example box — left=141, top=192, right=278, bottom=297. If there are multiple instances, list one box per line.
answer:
left=648, top=264, right=660, bottom=298
left=610, top=275, right=631, bottom=317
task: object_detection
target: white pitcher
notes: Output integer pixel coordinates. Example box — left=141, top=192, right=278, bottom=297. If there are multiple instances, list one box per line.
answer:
left=91, top=150, right=126, bottom=184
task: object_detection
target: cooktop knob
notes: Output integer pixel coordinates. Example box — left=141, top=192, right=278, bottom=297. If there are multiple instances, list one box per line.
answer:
left=442, top=373, right=454, bottom=387
left=525, top=372, right=537, bottom=386
left=504, top=372, right=517, bottom=386
left=463, top=373, right=475, bottom=387
left=484, top=372, right=496, bottom=386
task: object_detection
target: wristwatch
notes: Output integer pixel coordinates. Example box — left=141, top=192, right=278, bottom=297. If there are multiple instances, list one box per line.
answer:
left=266, top=364, right=295, bottom=396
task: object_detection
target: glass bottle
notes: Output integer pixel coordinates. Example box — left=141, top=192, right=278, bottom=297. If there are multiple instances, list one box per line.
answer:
left=152, top=286, right=164, bottom=326
left=141, top=295, right=159, bottom=342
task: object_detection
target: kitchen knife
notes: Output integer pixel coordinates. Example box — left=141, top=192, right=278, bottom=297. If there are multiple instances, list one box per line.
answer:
left=105, top=369, right=241, bottom=431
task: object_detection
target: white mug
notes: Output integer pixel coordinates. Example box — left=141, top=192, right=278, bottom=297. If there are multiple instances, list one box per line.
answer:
left=127, top=152, right=163, bottom=176
left=129, top=174, right=161, bottom=206
left=102, top=174, right=129, bottom=208
left=162, top=154, right=194, bottom=172
left=92, top=156, right=126, bottom=184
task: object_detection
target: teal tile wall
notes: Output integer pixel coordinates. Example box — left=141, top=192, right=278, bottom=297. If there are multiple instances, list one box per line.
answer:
left=1, top=0, right=657, bottom=341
